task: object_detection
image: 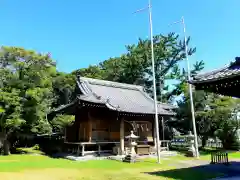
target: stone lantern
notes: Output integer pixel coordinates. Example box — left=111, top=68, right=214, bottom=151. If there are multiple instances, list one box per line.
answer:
left=123, top=131, right=139, bottom=163
left=186, top=131, right=197, bottom=157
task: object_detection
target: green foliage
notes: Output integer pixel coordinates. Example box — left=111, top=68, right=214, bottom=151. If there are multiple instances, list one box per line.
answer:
left=33, top=144, right=40, bottom=150
left=204, top=96, right=240, bottom=150
left=0, top=29, right=239, bottom=155
left=51, top=115, right=74, bottom=133
left=72, top=33, right=203, bottom=103
left=174, top=84, right=240, bottom=150
left=52, top=72, right=76, bottom=108
left=73, top=65, right=105, bottom=80
left=0, top=89, right=24, bottom=131
left=214, top=119, right=240, bottom=150
left=0, top=46, right=57, bottom=152
left=0, top=32, right=204, bottom=154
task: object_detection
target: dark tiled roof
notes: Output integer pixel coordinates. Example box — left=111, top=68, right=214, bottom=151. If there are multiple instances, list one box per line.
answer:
left=77, top=77, right=175, bottom=115
left=50, top=99, right=77, bottom=113
left=190, top=57, right=240, bottom=84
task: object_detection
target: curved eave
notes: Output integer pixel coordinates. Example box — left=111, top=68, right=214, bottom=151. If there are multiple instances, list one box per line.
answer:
left=79, top=95, right=175, bottom=116
left=190, top=68, right=240, bottom=85
left=78, top=95, right=118, bottom=110
left=78, top=77, right=175, bottom=116
left=47, top=99, right=78, bottom=120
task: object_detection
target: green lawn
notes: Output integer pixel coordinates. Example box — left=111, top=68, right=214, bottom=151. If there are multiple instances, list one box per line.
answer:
left=198, top=149, right=240, bottom=160
left=0, top=148, right=236, bottom=180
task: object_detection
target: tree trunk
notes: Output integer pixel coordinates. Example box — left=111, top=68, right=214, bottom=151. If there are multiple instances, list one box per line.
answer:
left=202, top=136, right=207, bottom=148
left=0, top=131, right=11, bottom=155
left=3, top=139, right=10, bottom=155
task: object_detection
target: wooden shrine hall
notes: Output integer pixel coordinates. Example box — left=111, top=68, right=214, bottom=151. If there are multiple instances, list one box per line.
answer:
left=189, top=57, right=240, bottom=97
left=49, top=76, right=175, bottom=156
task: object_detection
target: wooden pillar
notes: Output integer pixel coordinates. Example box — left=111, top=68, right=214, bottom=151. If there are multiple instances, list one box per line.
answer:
left=78, top=123, right=81, bottom=142
left=83, top=127, right=86, bottom=141
left=88, top=112, right=92, bottom=142
left=120, top=117, right=125, bottom=155
left=64, top=128, right=67, bottom=142
left=98, top=144, right=101, bottom=156
left=89, top=121, right=92, bottom=142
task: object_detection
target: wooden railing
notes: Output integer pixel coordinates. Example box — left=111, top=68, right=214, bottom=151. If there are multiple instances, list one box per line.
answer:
left=211, top=152, right=229, bottom=165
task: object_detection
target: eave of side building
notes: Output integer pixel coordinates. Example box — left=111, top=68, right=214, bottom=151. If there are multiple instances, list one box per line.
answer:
left=189, top=57, right=240, bottom=97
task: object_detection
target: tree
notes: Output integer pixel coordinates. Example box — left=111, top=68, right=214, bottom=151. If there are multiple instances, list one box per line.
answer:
left=0, top=32, right=205, bottom=154
left=52, top=72, right=76, bottom=108
left=209, top=96, right=240, bottom=149
left=174, top=82, right=240, bottom=149
left=0, top=90, right=24, bottom=154
left=168, top=60, right=205, bottom=101
left=173, top=83, right=209, bottom=134
left=51, top=115, right=74, bottom=134
left=0, top=46, right=57, bottom=154
left=73, top=65, right=105, bottom=80
left=72, top=33, right=204, bottom=103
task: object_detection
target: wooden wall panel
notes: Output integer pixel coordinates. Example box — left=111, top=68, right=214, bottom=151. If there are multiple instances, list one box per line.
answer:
left=90, top=114, right=112, bottom=141
left=65, top=106, right=155, bottom=143
left=78, top=121, right=88, bottom=141
left=109, top=132, right=120, bottom=140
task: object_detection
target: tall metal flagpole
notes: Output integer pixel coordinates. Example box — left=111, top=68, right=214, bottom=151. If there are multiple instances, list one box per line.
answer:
left=133, top=0, right=161, bottom=163
left=148, top=0, right=161, bottom=163
left=170, top=17, right=199, bottom=158
left=181, top=16, right=199, bottom=158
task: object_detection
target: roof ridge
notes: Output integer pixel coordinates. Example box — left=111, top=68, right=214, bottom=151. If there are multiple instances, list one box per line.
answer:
left=190, top=58, right=240, bottom=84
left=194, top=64, right=229, bottom=79
left=138, top=88, right=176, bottom=109
left=79, top=76, right=175, bottom=109
left=79, top=77, right=144, bottom=91
left=78, top=77, right=120, bottom=110
left=196, top=57, right=240, bottom=78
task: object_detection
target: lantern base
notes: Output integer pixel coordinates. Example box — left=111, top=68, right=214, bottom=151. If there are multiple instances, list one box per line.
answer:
left=123, top=154, right=137, bottom=163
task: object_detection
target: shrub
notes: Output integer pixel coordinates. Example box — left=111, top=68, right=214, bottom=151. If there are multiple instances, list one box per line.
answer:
left=35, top=134, right=64, bottom=155
left=215, top=119, right=240, bottom=150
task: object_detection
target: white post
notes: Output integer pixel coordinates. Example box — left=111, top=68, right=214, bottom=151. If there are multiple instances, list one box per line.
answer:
left=133, top=0, right=161, bottom=164
left=182, top=16, right=199, bottom=158
left=148, top=0, right=161, bottom=163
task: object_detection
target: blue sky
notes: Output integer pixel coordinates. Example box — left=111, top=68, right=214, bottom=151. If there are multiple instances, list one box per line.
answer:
left=1, top=0, right=239, bottom=73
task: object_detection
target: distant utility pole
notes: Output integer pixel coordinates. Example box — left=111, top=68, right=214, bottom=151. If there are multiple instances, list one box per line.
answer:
left=169, top=16, right=199, bottom=158
left=133, top=0, right=161, bottom=163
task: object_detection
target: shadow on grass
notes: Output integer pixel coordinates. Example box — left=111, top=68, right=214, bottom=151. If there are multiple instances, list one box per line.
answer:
left=12, top=147, right=45, bottom=155
left=46, top=152, right=69, bottom=159
left=12, top=147, right=78, bottom=160
left=144, top=161, right=240, bottom=180
left=14, top=148, right=31, bottom=154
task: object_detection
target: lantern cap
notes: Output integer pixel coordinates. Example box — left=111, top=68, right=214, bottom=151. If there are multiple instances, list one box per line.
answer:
left=125, top=131, right=139, bottom=139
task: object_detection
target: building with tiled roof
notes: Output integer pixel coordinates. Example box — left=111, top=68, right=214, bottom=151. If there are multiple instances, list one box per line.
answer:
left=51, top=76, right=175, bottom=116
left=189, top=57, right=240, bottom=97
left=49, top=76, right=175, bottom=156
